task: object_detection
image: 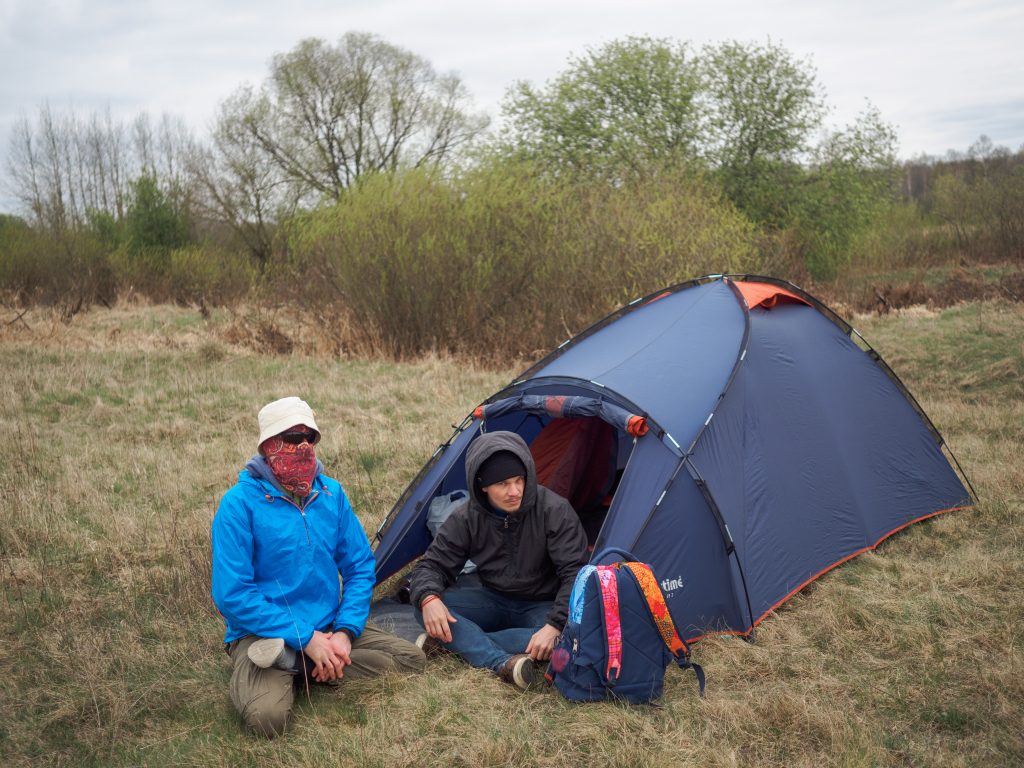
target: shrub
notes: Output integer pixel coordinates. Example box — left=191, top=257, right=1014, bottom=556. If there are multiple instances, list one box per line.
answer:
left=286, top=161, right=759, bottom=358
left=0, top=216, right=116, bottom=307
left=845, top=202, right=957, bottom=273
left=931, top=158, right=1024, bottom=262
left=167, top=245, right=257, bottom=305
left=108, top=243, right=255, bottom=305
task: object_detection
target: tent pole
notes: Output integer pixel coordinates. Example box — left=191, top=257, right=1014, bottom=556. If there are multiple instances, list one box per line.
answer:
left=688, top=461, right=758, bottom=637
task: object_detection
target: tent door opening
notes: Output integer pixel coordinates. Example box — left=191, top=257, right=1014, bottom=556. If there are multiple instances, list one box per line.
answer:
left=423, top=412, right=636, bottom=553
left=528, top=415, right=631, bottom=549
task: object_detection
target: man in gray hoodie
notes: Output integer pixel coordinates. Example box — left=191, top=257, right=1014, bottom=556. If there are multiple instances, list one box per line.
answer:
left=408, top=431, right=588, bottom=689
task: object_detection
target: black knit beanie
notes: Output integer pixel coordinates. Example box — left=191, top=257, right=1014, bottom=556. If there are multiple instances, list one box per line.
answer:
left=476, top=450, right=527, bottom=489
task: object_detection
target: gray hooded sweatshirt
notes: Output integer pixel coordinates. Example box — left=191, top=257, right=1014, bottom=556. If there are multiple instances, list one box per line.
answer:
left=408, top=431, right=588, bottom=630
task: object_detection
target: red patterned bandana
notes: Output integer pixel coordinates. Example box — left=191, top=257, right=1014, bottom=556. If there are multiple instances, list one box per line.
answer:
left=261, top=437, right=318, bottom=498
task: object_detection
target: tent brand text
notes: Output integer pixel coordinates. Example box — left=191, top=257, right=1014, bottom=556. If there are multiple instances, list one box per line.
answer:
left=661, top=576, right=684, bottom=592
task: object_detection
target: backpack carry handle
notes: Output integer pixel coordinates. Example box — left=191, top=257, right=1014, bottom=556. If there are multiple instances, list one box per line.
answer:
left=591, top=547, right=637, bottom=565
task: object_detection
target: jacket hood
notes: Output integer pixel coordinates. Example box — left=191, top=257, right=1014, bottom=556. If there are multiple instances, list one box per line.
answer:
left=465, top=431, right=537, bottom=513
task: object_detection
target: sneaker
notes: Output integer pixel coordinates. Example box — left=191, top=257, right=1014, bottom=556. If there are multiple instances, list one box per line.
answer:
left=497, top=654, right=538, bottom=691
left=247, top=637, right=297, bottom=671
left=415, top=632, right=446, bottom=657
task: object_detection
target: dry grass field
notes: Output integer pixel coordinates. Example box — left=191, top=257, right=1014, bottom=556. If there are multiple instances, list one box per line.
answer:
left=0, top=299, right=1021, bottom=767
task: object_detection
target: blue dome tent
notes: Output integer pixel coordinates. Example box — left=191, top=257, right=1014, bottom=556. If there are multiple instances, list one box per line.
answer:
left=372, top=275, right=974, bottom=642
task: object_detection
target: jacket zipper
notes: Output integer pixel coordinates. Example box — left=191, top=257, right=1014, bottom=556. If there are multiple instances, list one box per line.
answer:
left=282, top=491, right=318, bottom=546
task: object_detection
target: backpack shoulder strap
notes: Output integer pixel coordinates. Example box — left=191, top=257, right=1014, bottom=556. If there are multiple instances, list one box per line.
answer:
left=622, top=562, right=706, bottom=697
left=595, top=565, right=622, bottom=683
left=621, top=562, right=689, bottom=657
left=568, top=564, right=597, bottom=625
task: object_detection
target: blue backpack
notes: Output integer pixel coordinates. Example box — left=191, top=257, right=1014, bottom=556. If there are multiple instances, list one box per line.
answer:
left=548, top=548, right=706, bottom=704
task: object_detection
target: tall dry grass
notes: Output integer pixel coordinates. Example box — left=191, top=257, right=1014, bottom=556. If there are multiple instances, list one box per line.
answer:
left=0, top=299, right=1020, bottom=767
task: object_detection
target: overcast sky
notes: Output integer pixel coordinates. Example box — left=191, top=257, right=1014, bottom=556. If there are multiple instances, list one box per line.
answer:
left=2, top=0, right=1022, bottom=213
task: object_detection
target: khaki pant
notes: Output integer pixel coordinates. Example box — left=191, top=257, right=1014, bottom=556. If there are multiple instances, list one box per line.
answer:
left=227, top=623, right=425, bottom=737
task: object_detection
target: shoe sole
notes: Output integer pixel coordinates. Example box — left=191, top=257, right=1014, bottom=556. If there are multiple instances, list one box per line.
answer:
left=247, top=638, right=286, bottom=669
left=512, top=657, right=537, bottom=689
left=415, top=633, right=446, bottom=657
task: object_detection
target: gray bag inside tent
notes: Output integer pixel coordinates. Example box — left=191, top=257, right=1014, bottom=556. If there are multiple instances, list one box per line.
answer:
left=426, top=490, right=476, bottom=574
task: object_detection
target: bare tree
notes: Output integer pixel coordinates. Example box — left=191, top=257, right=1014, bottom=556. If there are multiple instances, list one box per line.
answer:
left=5, top=105, right=198, bottom=233
left=11, top=104, right=72, bottom=231
left=217, top=32, right=489, bottom=203
left=188, top=89, right=296, bottom=269
left=6, top=115, right=47, bottom=226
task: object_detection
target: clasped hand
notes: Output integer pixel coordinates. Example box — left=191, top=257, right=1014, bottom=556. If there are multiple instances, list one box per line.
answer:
left=302, top=630, right=352, bottom=682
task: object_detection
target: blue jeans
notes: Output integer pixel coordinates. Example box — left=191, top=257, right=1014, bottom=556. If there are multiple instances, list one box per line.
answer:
left=418, top=584, right=552, bottom=672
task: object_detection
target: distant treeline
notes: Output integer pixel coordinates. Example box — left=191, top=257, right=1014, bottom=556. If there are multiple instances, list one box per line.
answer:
left=2, top=34, right=1022, bottom=357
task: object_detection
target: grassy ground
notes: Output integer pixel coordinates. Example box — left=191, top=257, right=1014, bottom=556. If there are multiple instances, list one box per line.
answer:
left=0, top=300, right=1021, bottom=767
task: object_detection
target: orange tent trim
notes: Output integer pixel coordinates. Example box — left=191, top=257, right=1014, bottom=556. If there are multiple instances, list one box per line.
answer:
left=734, top=282, right=810, bottom=310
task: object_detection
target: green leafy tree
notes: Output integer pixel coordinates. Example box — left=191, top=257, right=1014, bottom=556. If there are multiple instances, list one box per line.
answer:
left=500, top=36, right=828, bottom=213
left=501, top=36, right=704, bottom=178
left=86, top=208, right=122, bottom=249
left=701, top=39, right=826, bottom=224
left=794, top=106, right=899, bottom=277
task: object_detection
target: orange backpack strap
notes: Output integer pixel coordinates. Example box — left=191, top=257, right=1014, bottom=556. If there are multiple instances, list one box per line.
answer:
left=622, top=562, right=690, bottom=658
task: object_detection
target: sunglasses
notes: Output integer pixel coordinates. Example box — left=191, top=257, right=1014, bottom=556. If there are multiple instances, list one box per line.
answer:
left=279, top=431, right=319, bottom=445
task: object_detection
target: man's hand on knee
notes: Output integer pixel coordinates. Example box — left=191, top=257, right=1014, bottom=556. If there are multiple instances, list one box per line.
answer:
left=422, top=598, right=457, bottom=643
left=303, top=630, right=345, bottom=682
left=525, top=624, right=561, bottom=661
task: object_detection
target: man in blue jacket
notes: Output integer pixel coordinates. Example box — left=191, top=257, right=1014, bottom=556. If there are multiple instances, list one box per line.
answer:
left=212, top=396, right=424, bottom=737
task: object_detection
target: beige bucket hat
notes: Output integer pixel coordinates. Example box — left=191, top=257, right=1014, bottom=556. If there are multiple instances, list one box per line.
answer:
left=257, top=396, right=320, bottom=447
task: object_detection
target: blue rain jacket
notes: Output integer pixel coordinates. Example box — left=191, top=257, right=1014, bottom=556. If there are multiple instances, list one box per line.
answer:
left=211, top=466, right=375, bottom=650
